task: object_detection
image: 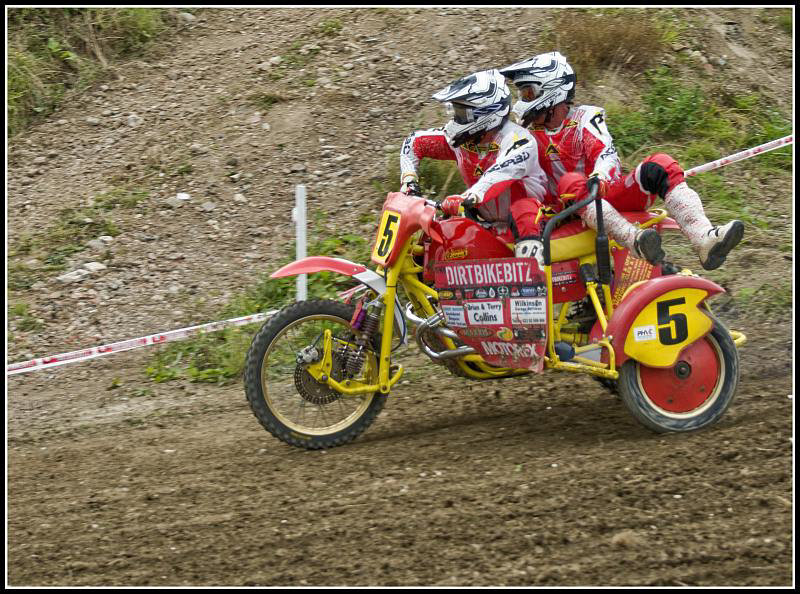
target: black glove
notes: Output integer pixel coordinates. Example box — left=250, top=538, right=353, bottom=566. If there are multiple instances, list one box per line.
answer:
left=401, top=180, right=422, bottom=197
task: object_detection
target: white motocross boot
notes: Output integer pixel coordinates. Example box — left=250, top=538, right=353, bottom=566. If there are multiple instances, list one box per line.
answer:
left=697, top=220, right=745, bottom=270
left=664, top=182, right=744, bottom=270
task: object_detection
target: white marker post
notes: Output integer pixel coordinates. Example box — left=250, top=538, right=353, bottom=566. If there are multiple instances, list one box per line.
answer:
left=293, top=185, right=308, bottom=301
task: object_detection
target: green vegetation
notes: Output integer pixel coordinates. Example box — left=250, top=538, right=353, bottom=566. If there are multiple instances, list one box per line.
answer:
left=8, top=303, right=44, bottom=332
left=543, top=8, right=668, bottom=80
left=246, top=92, right=288, bottom=111
left=145, top=231, right=371, bottom=385
left=607, top=67, right=792, bottom=173
left=8, top=7, right=183, bottom=135
left=316, top=18, right=343, bottom=37
left=8, top=186, right=147, bottom=288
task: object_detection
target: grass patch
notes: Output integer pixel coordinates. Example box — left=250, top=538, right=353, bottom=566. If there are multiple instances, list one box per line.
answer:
left=246, top=92, right=288, bottom=111
left=145, top=230, right=371, bottom=384
left=316, top=18, right=343, bottom=37
left=9, top=303, right=44, bottom=332
left=8, top=7, right=181, bottom=136
left=543, top=8, right=667, bottom=81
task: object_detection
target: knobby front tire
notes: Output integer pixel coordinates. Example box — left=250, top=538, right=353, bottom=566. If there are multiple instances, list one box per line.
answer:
left=244, top=299, right=386, bottom=449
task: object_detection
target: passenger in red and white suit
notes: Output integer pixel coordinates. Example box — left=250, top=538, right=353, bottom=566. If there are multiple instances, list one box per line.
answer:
left=399, top=69, right=553, bottom=259
left=500, top=51, right=744, bottom=270
left=400, top=68, right=663, bottom=265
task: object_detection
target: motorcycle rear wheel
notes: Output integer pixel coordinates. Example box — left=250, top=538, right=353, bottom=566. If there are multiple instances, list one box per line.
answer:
left=244, top=299, right=385, bottom=449
left=618, top=313, right=739, bottom=433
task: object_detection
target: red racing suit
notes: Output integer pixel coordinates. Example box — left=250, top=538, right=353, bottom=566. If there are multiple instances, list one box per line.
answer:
left=400, top=120, right=550, bottom=241
left=526, top=104, right=686, bottom=212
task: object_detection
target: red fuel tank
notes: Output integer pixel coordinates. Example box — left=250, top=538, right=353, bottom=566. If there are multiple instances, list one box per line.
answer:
left=423, top=218, right=513, bottom=282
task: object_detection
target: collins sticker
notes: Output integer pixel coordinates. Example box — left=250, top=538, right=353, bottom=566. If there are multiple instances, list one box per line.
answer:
left=465, top=301, right=504, bottom=325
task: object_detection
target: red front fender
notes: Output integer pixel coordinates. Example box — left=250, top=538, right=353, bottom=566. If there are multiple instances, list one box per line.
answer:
left=271, top=256, right=367, bottom=279
left=600, top=275, right=725, bottom=366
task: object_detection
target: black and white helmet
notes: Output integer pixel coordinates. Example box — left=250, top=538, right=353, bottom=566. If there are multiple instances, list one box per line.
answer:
left=499, top=52, right=576, bottom=127
left=432, top=69, right=511, bottom=147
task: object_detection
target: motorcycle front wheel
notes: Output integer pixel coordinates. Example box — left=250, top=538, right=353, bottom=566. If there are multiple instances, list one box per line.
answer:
left=618, top=312, right=740, bottom=433
left=244, top=299, right=385, bottom=449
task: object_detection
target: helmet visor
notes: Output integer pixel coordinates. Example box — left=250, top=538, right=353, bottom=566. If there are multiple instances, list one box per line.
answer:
left=450, top=102, right=475, bottom=125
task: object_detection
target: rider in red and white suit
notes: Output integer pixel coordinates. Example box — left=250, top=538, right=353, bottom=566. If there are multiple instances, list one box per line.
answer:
left=500, top=52, right=744, bottom=270
left=399, top=69, right=549, bottom=251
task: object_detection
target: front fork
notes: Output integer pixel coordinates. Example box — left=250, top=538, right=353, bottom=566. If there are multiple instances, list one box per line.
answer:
left=304, top=267, right=405, bottom=396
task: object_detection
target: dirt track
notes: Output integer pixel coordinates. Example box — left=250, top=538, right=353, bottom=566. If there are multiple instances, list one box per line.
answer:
left=7, top=7, right=794, bottom=587
left=7, top=312, right=794, bottom=586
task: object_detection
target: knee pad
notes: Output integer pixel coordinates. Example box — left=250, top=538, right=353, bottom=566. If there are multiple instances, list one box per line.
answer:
left=637, top=161, right=670, bottom=199
left=557, top=172, right=589, bottom=201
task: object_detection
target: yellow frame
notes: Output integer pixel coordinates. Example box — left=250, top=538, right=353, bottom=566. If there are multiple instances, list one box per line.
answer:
left=310, top=209, right=747, bottom=393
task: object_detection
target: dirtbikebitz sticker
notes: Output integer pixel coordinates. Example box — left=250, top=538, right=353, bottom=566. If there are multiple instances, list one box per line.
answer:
left=434, top=258, right=548, bottom=372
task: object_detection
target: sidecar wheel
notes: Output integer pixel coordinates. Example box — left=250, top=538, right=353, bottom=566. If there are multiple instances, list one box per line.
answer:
left=618, top=313, right=739, bottom=433
left=244, top=299, right=386, bottom=449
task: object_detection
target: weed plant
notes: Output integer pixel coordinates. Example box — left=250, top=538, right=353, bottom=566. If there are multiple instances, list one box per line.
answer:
left=8, top=7, right=182, bottom=135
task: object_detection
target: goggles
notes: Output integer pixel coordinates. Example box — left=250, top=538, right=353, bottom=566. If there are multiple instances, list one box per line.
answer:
left=447, top=102, right=475, bottom=125
left=517, top=84, right=540, bottom=102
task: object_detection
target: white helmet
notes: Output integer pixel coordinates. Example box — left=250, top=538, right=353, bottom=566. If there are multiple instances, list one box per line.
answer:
left=432, top=69, right=511, bottom=147
left=499, top=52, right=576, bottom=127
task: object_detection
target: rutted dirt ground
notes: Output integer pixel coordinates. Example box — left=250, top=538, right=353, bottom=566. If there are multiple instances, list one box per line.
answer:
left=6, top=8, right=794, bottom=586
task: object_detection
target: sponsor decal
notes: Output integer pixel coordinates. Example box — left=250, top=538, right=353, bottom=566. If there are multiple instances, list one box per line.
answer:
left=633, top=324, right=657, bottom=342
left=474, top=164, right=484, bottom=177
left=510, top=287, right=520, bottom=297
left=442, top=260, right=535, bottom=287
left=474, top=288, right=488, bottom=299
left=442, top=304, right=467, bottom=327
left=510, top=298, right=547, bottom=325
left=564, top=120, right=578, bottom=129
left=444, top=248, right=468, bottom=261
left=465, top=301, right=504, bottom=325
left=485, top=150, right=530, bottom=175
left=479, top=341, right=538, bottom=360
left=438, top=290, right=454, bottom=300
left=505, top=138, right=530, bottom=155
left=552, top=271, right=578, bottom=286
left=545, top=143, right=560, bottom=157
left=457, top=326, right=494, bottom=338
left=496, top=327, right=514, bottom=341
left=513, top=327, right=545, bottom=341
left=497, top=285, right=510, bottom=298
left=520, top=285, right=547, bottom=297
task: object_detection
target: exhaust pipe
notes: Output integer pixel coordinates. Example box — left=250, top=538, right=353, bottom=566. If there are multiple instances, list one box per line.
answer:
left=404, top=303, right=476, bottom=361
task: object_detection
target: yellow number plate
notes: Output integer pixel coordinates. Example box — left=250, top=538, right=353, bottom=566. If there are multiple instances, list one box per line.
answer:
left=371, top=210, right=401, bottom=265
left=624, top=288, right=712, bottom=367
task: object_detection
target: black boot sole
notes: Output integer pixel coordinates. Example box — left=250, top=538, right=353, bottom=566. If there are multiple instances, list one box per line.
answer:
left=635, top=229, right=665, bottom=265
left=702, top=221, right=744, bottom=270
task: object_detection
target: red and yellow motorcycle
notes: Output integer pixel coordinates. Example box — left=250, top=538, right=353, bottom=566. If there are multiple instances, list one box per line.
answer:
left=244, top=188, right=746, bottom=449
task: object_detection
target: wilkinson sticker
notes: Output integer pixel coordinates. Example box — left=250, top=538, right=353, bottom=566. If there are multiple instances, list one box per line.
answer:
left=510, top=298, right=547, bottom=325
left=465, top=301, right=504, bottom=325
left=442, top=305, right=467, bottom=327
left=633, top=325, right=657, bottom=342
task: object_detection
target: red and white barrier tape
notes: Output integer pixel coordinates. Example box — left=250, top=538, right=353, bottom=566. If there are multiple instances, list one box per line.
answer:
left=6, top=311, right=277, bottom=376
left=685, top=135, right=793, bottom=176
